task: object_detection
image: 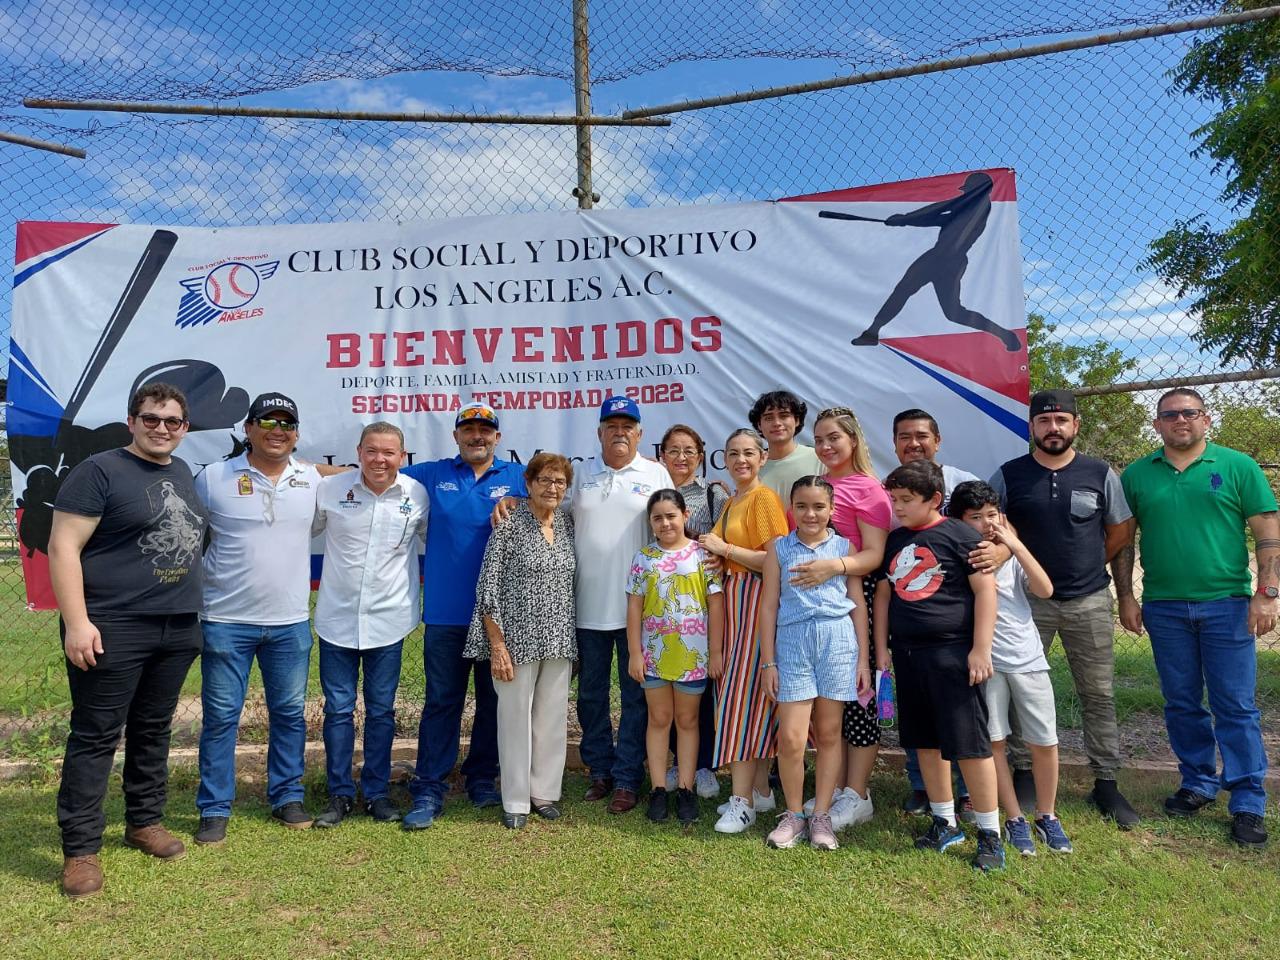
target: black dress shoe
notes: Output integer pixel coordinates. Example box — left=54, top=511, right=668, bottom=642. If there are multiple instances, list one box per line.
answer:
left=502, top=812, right=528, bottom=830
left=1089, top=779, right=1140, bottom=830
left=194, top=816, right=228, bottom=845
left=1231, top=811, right=1267, bottom=848
left=1164, top=787, right=1216, bottom=818
left=531, top=801, right=561, bottom=820
left=271, top=801, right=314, bottom=829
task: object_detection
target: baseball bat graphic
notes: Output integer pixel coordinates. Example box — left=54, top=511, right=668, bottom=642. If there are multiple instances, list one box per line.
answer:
left=59, top=229, right=179, bottom=433
left=817, top=211, right=888, bottom=224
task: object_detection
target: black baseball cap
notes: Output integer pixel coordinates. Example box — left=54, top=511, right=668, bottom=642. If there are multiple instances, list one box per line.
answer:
left=248, top=392, right=299, bottom=423
left=1029, top=389, right=1077, bottom=417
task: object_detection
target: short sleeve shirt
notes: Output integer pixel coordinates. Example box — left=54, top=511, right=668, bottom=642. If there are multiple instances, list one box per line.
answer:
left=759, top=444, right=824, bottom=504
left=828, top=473, right=892, bottom=550
left=54, top=448, right=208, bottom=616
left=196, top=454, right=321, bottom=625
left=1122, top=442, right=1278, bottom=601
left=401, top=456, right=528, bottom=626
left=625, top=542, right=722, bottom=682
left=991, top=557, right=1050, bottom=673
left=570, top=454, right=675, bottom=630
left=712, top=484, right=789, bottom=576
left=879, top=519, right=980, bottom=648
left=991, top=452, right=1132, bottom=599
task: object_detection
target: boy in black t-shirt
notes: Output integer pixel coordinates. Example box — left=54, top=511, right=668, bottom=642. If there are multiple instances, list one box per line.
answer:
left=875, top=461, right=1004, bottom=872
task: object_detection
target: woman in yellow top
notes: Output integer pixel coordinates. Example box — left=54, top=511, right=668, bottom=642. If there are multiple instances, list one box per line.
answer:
left=699, top=428, right=789, bottom=834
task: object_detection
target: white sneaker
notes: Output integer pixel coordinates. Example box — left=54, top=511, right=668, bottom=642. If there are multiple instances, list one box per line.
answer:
left=695, top=768, right=720, bottom=799
left=717, top=788, right=774, bottom=815
left=665, top=766, right=678, bottom=791
left=714, top=795, right=757, bottom=834
left=802, top=789, right=839, bottom=816
left=830, top=787, right=874, bottom=830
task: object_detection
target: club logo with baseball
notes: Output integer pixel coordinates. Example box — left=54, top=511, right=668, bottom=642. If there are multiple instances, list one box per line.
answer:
left=176, top=256, right=279, bottom=328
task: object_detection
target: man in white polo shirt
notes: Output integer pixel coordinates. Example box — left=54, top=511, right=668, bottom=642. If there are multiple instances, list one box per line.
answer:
left=194, top=393, right=333, bottom=844
left=311, top=422, right=428, bottom=829
left=574, top=396, right=674, bottom=814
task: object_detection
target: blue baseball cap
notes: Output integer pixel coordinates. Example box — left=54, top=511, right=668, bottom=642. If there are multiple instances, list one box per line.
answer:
left=599, top=395, right=641, bottom=423
left=455, top=403, right=500, bottom=429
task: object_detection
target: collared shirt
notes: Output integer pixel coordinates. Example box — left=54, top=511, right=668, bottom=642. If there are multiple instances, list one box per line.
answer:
left=312, top=472, right=429, bottom=649
left=195, top=453, right=321, bottom=625
left=1122, top=442, right=1277, bottom=602
left=568, top=454, right=674, bottom=630
left=400, top=456, right=528, bottom=626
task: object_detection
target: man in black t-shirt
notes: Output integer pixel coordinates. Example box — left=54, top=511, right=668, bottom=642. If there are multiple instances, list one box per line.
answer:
left=48, top=383, right=208, bottom=899
left=991, top=389, right=1139, bottom=828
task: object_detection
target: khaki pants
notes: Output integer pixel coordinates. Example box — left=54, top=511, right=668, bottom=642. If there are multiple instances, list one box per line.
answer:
left=1028, top=588, right=1122, bottom=778
left=495, top=657, right=572, bottom=814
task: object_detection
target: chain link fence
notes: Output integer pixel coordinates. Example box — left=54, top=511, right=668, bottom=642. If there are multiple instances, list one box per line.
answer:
left=1, top=1, right=1277, bottom=762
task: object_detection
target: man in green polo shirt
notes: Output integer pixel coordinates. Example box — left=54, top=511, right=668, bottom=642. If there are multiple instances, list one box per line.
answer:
left=1118, top=387, right=1278, bottom=848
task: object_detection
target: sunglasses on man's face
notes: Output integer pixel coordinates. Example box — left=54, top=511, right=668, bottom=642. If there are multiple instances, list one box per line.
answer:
left=253, top=418, right=298, bottom=432
left=1156, top=408, right=1206, bottom=423
left=137, top=414, right=188, bottom=431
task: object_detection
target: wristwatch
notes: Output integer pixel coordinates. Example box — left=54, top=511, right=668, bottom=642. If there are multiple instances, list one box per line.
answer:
left=1258, top=585, right=1279, bottom=599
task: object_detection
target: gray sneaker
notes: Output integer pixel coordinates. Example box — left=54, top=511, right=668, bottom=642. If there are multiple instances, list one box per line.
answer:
left=808, top=812, right=839, bottom=851
left=766, top=811, right=808, bottom=849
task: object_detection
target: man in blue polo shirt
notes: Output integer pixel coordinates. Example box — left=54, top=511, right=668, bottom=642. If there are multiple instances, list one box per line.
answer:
left=400, top=404, right=528, bottom=830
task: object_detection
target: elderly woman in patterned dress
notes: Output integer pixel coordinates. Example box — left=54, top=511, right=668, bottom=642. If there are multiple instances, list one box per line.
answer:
left=465, top=452, right=576, bottom=830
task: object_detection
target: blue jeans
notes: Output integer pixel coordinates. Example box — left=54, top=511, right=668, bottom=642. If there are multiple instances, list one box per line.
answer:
left=576, top=627, right=647, bottom=791
left=1143, top=598, right=1268, bottom=815
left=197, top=620, right=312, bottom=816
left=319, top=638, right=404, bottom=802
left=905, top=748, right=969, bottom=796
left=409, top=624, right=499, bottom=803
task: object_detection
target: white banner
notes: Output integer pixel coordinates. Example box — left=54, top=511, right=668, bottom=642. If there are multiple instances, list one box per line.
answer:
left=10, top=169, right=1030, bottom=607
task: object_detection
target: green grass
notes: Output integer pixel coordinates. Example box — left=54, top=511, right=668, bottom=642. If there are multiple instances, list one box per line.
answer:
left=1, top=767, right=1277, bottom=959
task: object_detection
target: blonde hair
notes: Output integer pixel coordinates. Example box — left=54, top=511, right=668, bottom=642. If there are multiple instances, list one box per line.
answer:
left=815, top=406, right=876, bottom=478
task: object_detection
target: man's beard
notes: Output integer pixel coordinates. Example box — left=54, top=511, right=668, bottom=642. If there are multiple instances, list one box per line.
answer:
left=1033, top=432, right=1075, bottom=454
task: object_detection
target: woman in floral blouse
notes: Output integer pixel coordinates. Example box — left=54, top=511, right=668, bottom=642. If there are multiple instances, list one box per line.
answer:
left=465, top=452, right=576, bottom=830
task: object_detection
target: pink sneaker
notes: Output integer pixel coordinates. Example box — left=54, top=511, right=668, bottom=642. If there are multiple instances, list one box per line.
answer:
left=766, top=811, right=808, bottom=849
left=808, top=812, right=839, bottom=851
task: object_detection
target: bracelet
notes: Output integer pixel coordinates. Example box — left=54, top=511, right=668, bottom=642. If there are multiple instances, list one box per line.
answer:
left=760, top=661, right=777, bottom=670
left=840, top=556, right=849, bottom=575
left=726, top=544, right=735, bottom=562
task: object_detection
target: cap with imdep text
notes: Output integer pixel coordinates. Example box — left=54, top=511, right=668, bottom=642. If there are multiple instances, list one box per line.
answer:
left=248, top=392, right=299, bottom=423
left=599, top=395, right=641, bottom=423
left=1029, top=389, right=1077, bottom=417
left=455, top=403, right=500, bottom=430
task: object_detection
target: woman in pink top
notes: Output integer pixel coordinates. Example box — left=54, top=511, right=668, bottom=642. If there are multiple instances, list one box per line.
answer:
left=788, top=406, right=890, bottom=829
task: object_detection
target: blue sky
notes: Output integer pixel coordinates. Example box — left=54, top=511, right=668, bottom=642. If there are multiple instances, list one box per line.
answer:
left=0, top=3, right=1236, bottom=384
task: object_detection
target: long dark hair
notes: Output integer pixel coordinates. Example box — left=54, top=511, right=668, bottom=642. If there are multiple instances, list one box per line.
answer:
left=647, top=487, right=694, bottom=541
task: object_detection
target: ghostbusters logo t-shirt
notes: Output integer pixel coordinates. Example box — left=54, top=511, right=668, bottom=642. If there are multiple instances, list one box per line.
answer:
left=879, top=518, right=980, bottom=648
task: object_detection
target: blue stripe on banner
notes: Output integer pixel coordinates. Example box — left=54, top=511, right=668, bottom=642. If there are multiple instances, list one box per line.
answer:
left=887, top=347, right=1028, bottom=438
left=13, top=231, right=110, bottom=287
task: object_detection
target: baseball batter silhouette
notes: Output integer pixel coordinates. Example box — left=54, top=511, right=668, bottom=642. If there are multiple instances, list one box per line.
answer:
left=848, top=172, right=1021, bottom=352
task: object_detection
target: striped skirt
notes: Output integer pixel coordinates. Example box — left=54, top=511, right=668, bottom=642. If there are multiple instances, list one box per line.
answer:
left=712, top=570, right=778, bottom=766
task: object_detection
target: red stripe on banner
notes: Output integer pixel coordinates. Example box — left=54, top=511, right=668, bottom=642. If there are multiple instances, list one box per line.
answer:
left=16, top=510, right=58, bottom=610
left=780, top=168, right=1016, bottom=203
left=882, top=329, right=1030, bottom=404
left=15, top=221, right=117, bottom=266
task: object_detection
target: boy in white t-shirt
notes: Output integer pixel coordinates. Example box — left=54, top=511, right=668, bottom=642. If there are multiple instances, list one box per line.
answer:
left=949, top=480, right=1074, bottom=857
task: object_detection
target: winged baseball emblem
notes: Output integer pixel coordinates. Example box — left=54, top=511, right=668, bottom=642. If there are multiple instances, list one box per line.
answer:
left=176, top=259, right=279, bottom=328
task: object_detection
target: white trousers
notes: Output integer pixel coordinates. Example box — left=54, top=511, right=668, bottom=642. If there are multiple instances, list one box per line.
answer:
left=494, top=657, right=571, bottom=814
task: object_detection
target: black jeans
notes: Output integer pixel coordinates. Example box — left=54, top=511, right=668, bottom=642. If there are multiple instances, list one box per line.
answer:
left=57, top=613, right=202, bottom=856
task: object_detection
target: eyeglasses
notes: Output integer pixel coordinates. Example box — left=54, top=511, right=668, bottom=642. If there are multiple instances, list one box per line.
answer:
left=663, top=448, right=699, bottom=460
left=1157, top=408, right=1206, bottom=422
left=253, top=418, right=298, bottom=432
left=138, top=414, right=189, bottom=431
left=533, top=476, right=568, bottom=489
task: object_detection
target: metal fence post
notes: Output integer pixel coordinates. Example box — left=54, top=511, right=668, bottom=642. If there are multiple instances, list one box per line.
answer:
left=572, top=0, right=598, bottom=209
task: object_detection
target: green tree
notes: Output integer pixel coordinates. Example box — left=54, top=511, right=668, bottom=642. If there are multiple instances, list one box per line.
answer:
left=1146, top=3, right=1280, bottom=366
left=1026, top=313, right=1152, bottom=467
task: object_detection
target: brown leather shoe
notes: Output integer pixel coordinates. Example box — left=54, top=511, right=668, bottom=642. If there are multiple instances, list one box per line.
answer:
left=607, top=788, right=639, bottom=814
left=123, top=823, right=187, bottom=861
left=583, top=778, right=614, bottom=802
left=62, top=854, right=103, bottom=899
